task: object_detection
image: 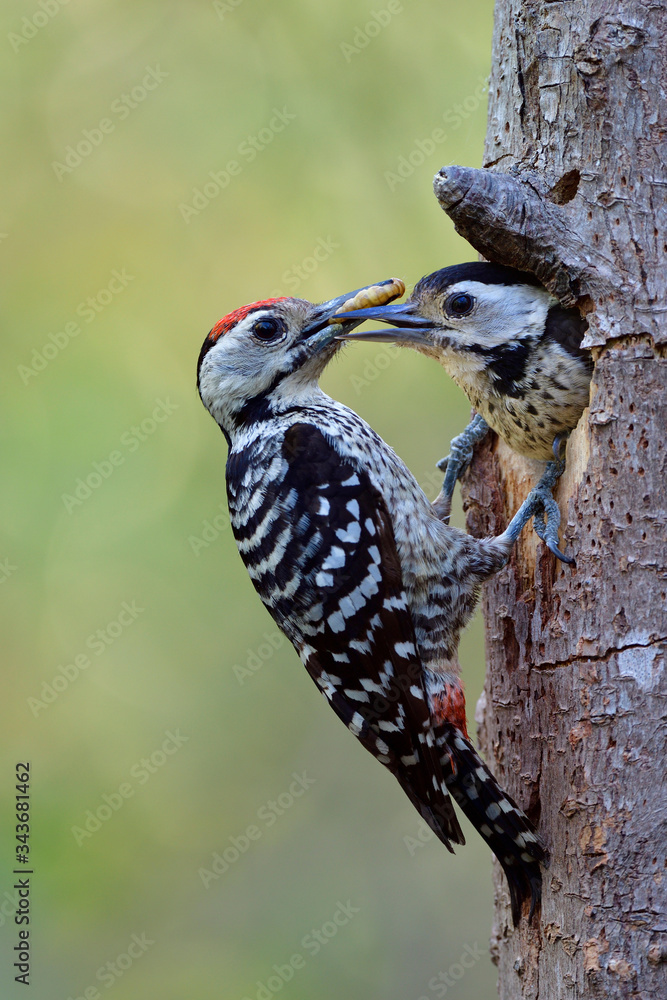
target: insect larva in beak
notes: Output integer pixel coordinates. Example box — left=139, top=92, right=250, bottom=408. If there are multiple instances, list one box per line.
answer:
left=335, top=278, right=405, bottom=315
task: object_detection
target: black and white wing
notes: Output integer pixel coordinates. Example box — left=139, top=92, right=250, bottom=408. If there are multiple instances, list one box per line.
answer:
left=227, top=422, right=464, bottom=850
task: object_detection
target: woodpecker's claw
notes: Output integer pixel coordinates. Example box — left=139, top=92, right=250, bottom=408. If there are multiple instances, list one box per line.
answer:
left=504, top=459, right=574, bottom=564
left=435, top=415, right=489, bottom=522
left=552, top=433, right=569, bottom=463
left=532, top=491, right=575, bottom=565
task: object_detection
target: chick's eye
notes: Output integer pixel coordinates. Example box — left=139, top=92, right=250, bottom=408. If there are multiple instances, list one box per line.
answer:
left=252, top=317, right=284, bottom=342
left=446, top=292, right=475, bottom=317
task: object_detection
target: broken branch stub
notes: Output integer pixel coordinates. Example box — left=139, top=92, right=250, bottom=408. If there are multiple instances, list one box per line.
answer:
left=433, top=165, right=612, bottom=307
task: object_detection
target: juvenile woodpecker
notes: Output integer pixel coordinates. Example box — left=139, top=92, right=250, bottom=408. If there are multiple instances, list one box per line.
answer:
left=197, top=280, right=547, bottom=923
left=338, top=262, right=592, bottom=561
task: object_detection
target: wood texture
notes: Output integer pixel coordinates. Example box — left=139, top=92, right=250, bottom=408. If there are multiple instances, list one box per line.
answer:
left=436, top=3, right=667, bottom=997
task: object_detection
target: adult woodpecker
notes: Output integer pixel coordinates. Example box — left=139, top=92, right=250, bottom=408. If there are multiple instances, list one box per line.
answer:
left=197, top=280, right=547, bottom=923
left=337, top=262, right=592, bottom=562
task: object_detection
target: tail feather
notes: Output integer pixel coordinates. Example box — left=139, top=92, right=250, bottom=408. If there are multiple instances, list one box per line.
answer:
left=438, top=726, right=547, bottom=925
left=395, top=769, right=464, bottom=854
left=391, top=733, right=466, bottom=854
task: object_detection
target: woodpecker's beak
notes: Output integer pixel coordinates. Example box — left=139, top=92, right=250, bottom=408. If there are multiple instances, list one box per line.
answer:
left=333, top=301, right=438, bottom=347
left=301, top=279, right=406, bottom=352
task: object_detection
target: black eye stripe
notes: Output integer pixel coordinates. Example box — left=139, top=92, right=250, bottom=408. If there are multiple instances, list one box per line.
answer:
left=445, top=292, right=475, bottom=317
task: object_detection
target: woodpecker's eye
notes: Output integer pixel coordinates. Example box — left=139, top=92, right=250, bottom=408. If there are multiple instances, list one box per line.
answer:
left=445, top=292, right=475, bottom=317
left=252, top=317, right=285, bottom=343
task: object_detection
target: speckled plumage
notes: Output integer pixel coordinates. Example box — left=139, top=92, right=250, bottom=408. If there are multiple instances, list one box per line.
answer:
left=340, top=262, right=593, bottom=462
left=197, top=290, right=546, bottom=922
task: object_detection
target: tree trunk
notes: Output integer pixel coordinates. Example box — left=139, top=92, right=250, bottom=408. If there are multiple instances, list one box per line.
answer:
left=433, top=3, right=667, bottom=998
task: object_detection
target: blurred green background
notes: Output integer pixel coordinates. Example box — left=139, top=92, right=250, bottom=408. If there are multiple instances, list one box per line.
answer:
left=1, top=1, right=498, bottom=997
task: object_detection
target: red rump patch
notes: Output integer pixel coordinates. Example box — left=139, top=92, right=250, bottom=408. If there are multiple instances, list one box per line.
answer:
left=432, top=682, right=469, bottom=739
left=208, top=298, right=290, bottom=343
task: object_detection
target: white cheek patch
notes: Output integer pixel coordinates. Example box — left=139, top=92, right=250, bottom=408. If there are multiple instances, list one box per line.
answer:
left=198, top=315, right=295, bottom=421
left=443, top=281, right=555, bottom=349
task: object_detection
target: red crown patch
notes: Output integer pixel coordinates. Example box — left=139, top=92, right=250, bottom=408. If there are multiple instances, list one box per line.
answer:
left=208, top=298, right=290, bottom=343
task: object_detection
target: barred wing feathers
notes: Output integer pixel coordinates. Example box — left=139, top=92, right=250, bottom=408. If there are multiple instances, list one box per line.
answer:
left=228, top=422, right=464, bottom=850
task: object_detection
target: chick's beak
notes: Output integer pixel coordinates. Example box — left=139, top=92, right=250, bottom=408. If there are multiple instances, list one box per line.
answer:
left=332, top=300, right=438, bottom=347
left=301, top=278, right=406, bottom=352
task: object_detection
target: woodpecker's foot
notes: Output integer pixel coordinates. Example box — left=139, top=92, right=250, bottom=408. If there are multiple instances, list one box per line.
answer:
left=436, top=415, right=490, bottom=508
left=505, top=459, right=574, bottom=564
left=552, top=433, right=569, bottom=463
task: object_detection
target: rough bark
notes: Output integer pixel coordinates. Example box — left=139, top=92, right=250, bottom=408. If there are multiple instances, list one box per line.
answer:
left=435, top=3, right=667, bottom=998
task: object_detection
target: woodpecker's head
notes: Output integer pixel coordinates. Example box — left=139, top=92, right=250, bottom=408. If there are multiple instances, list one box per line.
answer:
left=197, top=279, right=405, bottom=440
left=336, top=262, right=558, bottom=360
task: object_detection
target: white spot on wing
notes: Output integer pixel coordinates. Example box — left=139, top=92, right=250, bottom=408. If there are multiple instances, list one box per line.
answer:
left=383, top=595, right=407, bottom=611
left=396, top=642, right=416, bottom=659
left=336, top=522, right=361, bottom=544
left=344, top=688, right=370, bottom=703
left=349, top=712, right=365, bottom=736
left=322, top=546, right=346, bottom=570
left=349, top=638, right=372, bottom=654
left=359, top=573, right=379, bottom=599
left=360, top=678, right=385, bottom=694
left=327, top=610, right=346, bottom=633
left=346, top=499, right=360, bottom=519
